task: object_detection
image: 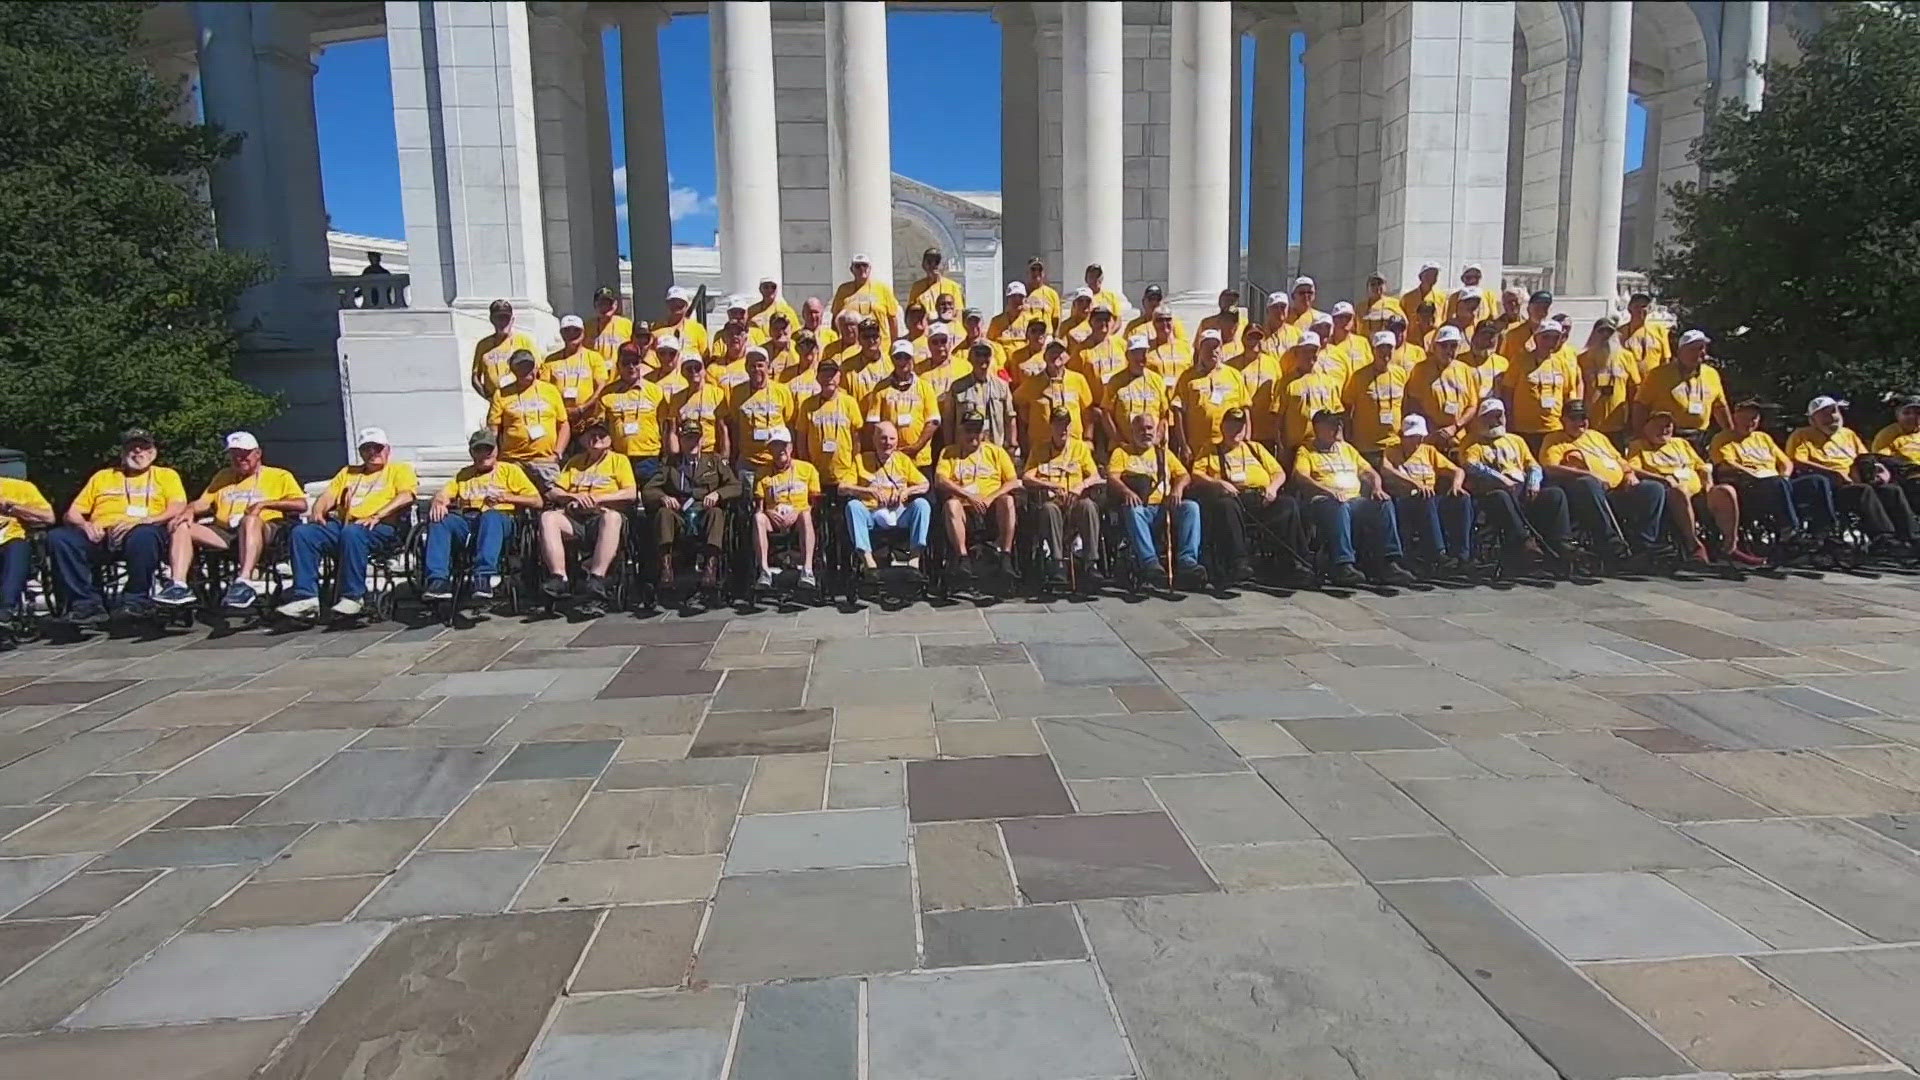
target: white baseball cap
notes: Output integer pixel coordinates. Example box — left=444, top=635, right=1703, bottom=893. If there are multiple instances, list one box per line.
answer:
left=764, top=426, right=793, bottom=444
left=1678, top=329, right=1711, bottom=347
left=759, top=276, right=777, bottom=287
left=666, top=286, right=690, bottom=302
left=1199, top=329, right=1222, bottom=343
left=727, top=295, right=748, bottom=311
left=1127, top=335, right=1150, bottom=350
left=1463, top=262, right=1484, bottom=273
left=1451, top=288, right=1479, bottom=303
left=1297, top=331, right=1322, bottom=349
left=745, top=345, right=768, bottom=359
left=891, top=340, right=916, bottom=356
left=1006, top=281, right=1027, bottom=296
left=1435, top=325, right=1466, bottom=345
left=559, top=314, right=585, bottom=330
left=1477, top=398, right=1507, bottom=418
left=1419, top=261, right=1441, bottom=273
left=1266, top=291, right=1287, bottom=307
left=1401, top=414, right=1430, bottom=437
left=1331, top=301, right=1355, bottom=317
left=1091, top=302, right=1114, bottom=315
left=1807, top=395, right=1848, bottom=416
left=928, top=323, right=952, bottom=339
left=225, top=431, right=259, bottom=451
left=1292, top=276, right=1315, bottom=291
left=655, top=335, right=681, bottom=352
left=851, top=253, right=872, bottom=265
left=1072, top=286, right=1093, bottom=300
left=356, top=427, right=390, bottom=447
left=1371, top=330, right=1397, bottom=348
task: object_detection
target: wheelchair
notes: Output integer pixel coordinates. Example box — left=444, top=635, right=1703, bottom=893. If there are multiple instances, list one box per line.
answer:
left=1099, top=494, right=1195, bottom=599
left=524, top=506, right=638, bottom=620
left=185, top=520, right=294, bottom=631
left=737, top=487, right=824, bottom=610
left=636, top=500, right=734, bottom=614
left=405, top=509, right=535, bottom=626
left=37, top=525, right=193, bottom=636
left=927, top=492, right=1023, bottom=602
left=836, top=490, right=929, bottom=608
left=298, top=512, right=423, bottom=626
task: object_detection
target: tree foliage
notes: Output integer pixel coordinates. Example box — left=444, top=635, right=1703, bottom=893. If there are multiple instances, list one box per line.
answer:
left=0, top=2, right=276, bottom=494
left=1654, top=3, right=1920, bottom=423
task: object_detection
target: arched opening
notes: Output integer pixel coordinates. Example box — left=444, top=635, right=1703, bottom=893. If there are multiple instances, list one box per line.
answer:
left=1505, top=1, right=1575, bottom=281
left=1628, top=1, right=1713, bottom=267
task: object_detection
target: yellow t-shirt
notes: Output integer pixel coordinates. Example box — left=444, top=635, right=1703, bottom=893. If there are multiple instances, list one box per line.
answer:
left=1024, top=284, right=1063, bottom=326
left=1196, top=309, right=1249, bottom=345
left=906, top=276, right=965, bottom=316
left=1580, top=345, right=1638, bottom=433
left=1460, top=433, right=1540, bottom=486
left=1126, top=311, right=1188, bottom=343
left=598, top=382, right=669, bottom=458
left=1322, top=333, right=1370, bottom=381
left=1618, top=322, right=1670, bottom=377
left=1193, top=440, right=1284, bottom=490
left=726, top=381, right=798, bottom=468
left=1387, top=442, right=1459, bottom=488
left=585, top=315, right=633, bottom=360
left=0, top=478, right=52, bottom=544
left=1146, top=338, right=1194, bottom=391
left=669, top=382, right=728, bottom=453
left=655, top=315, right=709, bottom=356
left=779, top=364, right=824, bottom=404
left=201, top=466, right=304, bottom=527
left=1072, top=334, right=1129, bottom=388
left=439, top=461, right=538, bottom=511
left=1785, top=425, right=1869, bottom=474
left=1271, top=370, right=1345, bottom=450
left=1174, top=365, right=1251, bottom=453
left=863, top=377, right=941, bottom=466
left=798, top=390, right=865, bottom=485
left=1102, top=369, right=1171, bottom=430
left=472, top=330, right=542, bottom=393
left=1628, top=436, right=1709, bottom=497
left=1006, top=342, right=1049, bottom=390
left=1871, top=423, right=1920, bottom=465
left=745, top=299, right=799, bottom=340
left=914, top=354, right=970, bottom=399
left=1342, top=362, right=1411, bottom=453
left=542, top=347, right=608, bottom=406
left=323, top=463, right=419, bottom=524
left=1540, top=428, right=1627, bottom=488
left=555, top=450, right=637, bottom=497
left=1023, top=438, right=1100, bottom=490
left=1410, top=357, right=1500, bottom=430
left=1292, top=440, right=1367, bottom=501
left=1710, top=429, right=1792, bottom=479
left=1013, top=372, right=1095, bottom=450
left=988, top=309, right=1033, bottom=345
left=1359, top=294, right=1407, bottom=324
left=1505, top=346, right=1583, bottom=434
left=1108, top=444, right=1187, bottom=506
left=73, top=466, right=188, bottom=528
left=937, top=441, right=1018, bottom=499
left=489, top=381, right=570, bottom=461
left=755, top=459, right=820, bottom=512
left=1636, top=365, right=1726, bottom=430
left=852, top=450, right=928, bottom=509
left=830, top=280, right=902, bottom=342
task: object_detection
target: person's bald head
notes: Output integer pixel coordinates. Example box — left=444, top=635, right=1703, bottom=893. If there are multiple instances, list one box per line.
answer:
left=873, top=420, right=900, bottom=453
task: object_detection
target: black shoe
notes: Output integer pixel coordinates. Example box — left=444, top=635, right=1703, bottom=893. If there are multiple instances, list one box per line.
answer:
left=471, top=578, right=497, bottom=602
left=68, top=601, right=109, bottom=627
left=540, top=575, right=568, bottom=599
left=583, top=574, right=609, bottom=600
left=1328, top=563, right=1367, bottom=588
left=1045, top=558, right=1069, bottom=590
left=1072, top=556, right=1100, bottom=591
left=1226, top=559, right=1252, bottom=585
left=422, top=578, right=454, bottom=601
left=120, top=595, right=158, bottom=620
left=998, top=552, right=1017, bottom=579
left=1174, top=560, right=1208, bottom=590
left=1376, top=560, right=1417, bottom=587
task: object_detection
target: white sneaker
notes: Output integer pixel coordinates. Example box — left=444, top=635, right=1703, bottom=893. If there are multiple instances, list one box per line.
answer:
left=755, top=568, right=773, bottom=589
left=797, top=569, right=817, bottom=590
left=276, top=596, right=320, bottom=618
left=330, top=596, right=364, bottom=617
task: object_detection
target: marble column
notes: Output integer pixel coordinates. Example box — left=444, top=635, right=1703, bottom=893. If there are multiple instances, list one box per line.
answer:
left=1720, top=1, right=1769, bottom=109
left=1245, top=19, right=1292, bottom=295
left=1564, top=0, right=1630, bottom=296
left=1166, top=0, right=1233, bottom=319
left=1061, top=1, right=1124, bottom=293
left=530, top=1, right=600, bottom=316
left=621, top=5, right=675, bottom=309
left=825, top=1, right=893, bottom=279
left=1299, top=23, right=1361, bottom=298
left=581, top=19, right=621, bottom=299
left=997, top=2, right=1042, bottom=284
left=711, top=1, right=783, bottom=296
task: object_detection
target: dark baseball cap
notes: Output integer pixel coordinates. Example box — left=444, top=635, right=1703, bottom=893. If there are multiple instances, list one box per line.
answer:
left=1223, top=407, right=1249, bottom=423
left=120, top=427, right=156, bottom=446
left=1528, top=290, right=1554, bottom=306
left=1564, top=400, right=1589, bottom=420
left=1310, top=409, right=1345, bottom=426
left=960, top=406, right=987, bottom=426
left=676, top=416, right=704, bottom=434
left=1049, top=407, right=1072, bottom=423
left=817, top=356, right=841, bottom=372
left=970, top=341, right=994, bottom=357
left=593, top=285, right=617, bottom=302
left=1143, top=284, right=1164, bottom=298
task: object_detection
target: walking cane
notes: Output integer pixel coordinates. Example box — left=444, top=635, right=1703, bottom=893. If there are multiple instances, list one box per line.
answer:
left=1158, top=403, right=1174, bottom=590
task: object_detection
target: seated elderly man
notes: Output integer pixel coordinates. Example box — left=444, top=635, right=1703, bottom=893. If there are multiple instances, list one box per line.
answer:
left=1108, top=412, right=1207, bottom=589
left=422, top=429, right=543, bottom=604
left=751, top=427, right=821, bottom=591
left=1292, top=410, right=1416, bottom=588
left=537, top=419, right=638, bottom=614
left=1381, top=414, right=1473, bottom=574
left=0, top=475, right=55, bottom=626
left=1710, top=399, right=1839, bottom=542
left=1539, top=401, right=1666, bottom=562
left=1628, top=412, right=1761, bottom=566
left=50, top=428, right=188, bottom=623
left=279, top=428, right=418, bottom=620
left=1787, top=395, right=1916, bottom=552
left=643, top=417, right=741, bottom=591
left=1189, top=406, right=1308, bottom=586
left=936, top=406, right=1022, bottom=582
left=1871, top=394, right=1920, bottom=506
left=1457, top=399, right=1573, bottom=569
left=844, top=421, right=931, bottom=579
left=1021, top=406, right=1104, bottom=590
left=157, top=431, right=307, bottom=610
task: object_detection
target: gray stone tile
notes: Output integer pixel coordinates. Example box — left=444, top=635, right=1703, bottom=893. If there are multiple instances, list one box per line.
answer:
left=1001, top=811, right=1216, bottom=901
left=825, top=760, right=903, bottom=807
left=1086, top=887, right=1564, bottom=1080
left=906, top=755, right=1072, bottom=822
left=986, top=610, right=1118, bottom=643
left=1181, top=686, right=1356, bottom=722
left=1356, top=747, right=1492, bottom=780
left=814, top=634, right=917, bottom=671
left=0, top=731, right=162, bottom=803
left=1199, top=840, right=1365, bottom=890
left=493, top=696, right=708, bottom=741
left=1281, top=714, right=1444, bottom=751
left=6, top=868, right=159, bottom=920
left=1313, top=666, right=1517, bottom=714
left=1147, top=773, right=1317, bottom=843
left=247, top=746, right=509, bottom=822
left=921, top=904, right=1087, bottom=967
left=1754, top=947, right=1920, bottom=1071
left=0, top=679, right=137, bottom=707
left=1657, top=867, right=1874, bottom=949
left=711, top=668, right=807, bottom=711
left=94, top=823, right=308, bottom=869
left=515, top=857, right=719, bottom=909
left=730, top=978, right=859, bottom=1080
left=0, top=919, right=82, bottom=981
left=1596, top=619, right=1786, bottom=659
left=258, top=910, right=598, bottom=1080
left=488, top=739, right=618, bottom=781
left=1679, top=750, right=1920, bottom=815
left=1328, top=643, right=1426, bottom=667
left=69, top=921, right=389, bottom=1027
left=597, top=757, right=754, bottom=790
left=136, top=730, right=361, bottom=798
left=921, top=642, right=1027, bottom=667
left=0, top=853, right=91, bottom=916
left=359, top=849, right=544, bottom=918
left=426, top=778, right=591, bottom=850
left=1475, top=872, right=1765, bottom=960
left=1683, top=818, right=1920, bottom=942
left=0, top=1019, right=297, bottom=1080
left=254, top=818, right=437, bottom=881
left=1760, top=683, right=1883, bottom=720
left=1025, top=642, right=1157, bottom=685
left=1611, top=726, right=1717, bottom=753
left=723, top=808, right=908, bottom=874
left=1522, top=731, right=1776, bottom=822
left=0, top=800, right=182, bottom=855
left=1332, top=834, right=1498, bottom=881
left=1615, top=690, right=1884, bottom=750
left=914, top=821, right=1016, bottom=911
left=569, top=901, right=704, bottom=993
left=690, top=708, right=833, bottom=757
left=695, top=866, right=916, bottom=984
left=1379, top=880, right=1694, bottom=1079
left=154, top=795, right=268, bottom=829
left=195, top=875, right=383, bottom=929
left=523, top=990, right=738, bottom=1080
left=1037, top=712, right=1243, bottom=779
left=1400, top=777, right=1723, bottom=874
left=1253, top=753, right=1443, bottom=839
left=248, top=698, right=438, bottom=732
left=549, top=787, right=740, bottom=861
left=1854, top=813, right=1920, bottom=853
left=867, top=963, right=1132, bottom=1080
left=423, top=669, right=562, bottom=698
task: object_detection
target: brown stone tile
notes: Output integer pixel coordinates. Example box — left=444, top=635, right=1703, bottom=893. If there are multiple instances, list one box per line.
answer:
left=0, top=919, right=82, bottom=980
left=596, top=757, right=753, bottom=790
left=690, top=708, right=833, bottom=757
left=154, top=795, right=269, bottom=829
left=249, top=699, right=438, bottom=732
left=742, top=753, right=828, bottom=812
left=253, top=819, right=438, bottom=881
left=1001, top=812, right=1217, bottom=902
left=6, top=869, right=160, bottom=919
left=0, top=1019, right=296, bottom=1080
left=934, top=719, right=1045, bottom=757
left=1199, top=840, right=1364, bottom=890
left=569, top=901, right=704, bottom=992
left=921, top=643, right=1029, bottom=667
left=1680, top=750, right=1920, bottom=816
left=832, top=735, right=937, bottom=762
left=832, top=701, right=934, bottom=740
left=102, top=689, right=299, bottom=729
left=405, top=638, right=519, bottom=674
left=1596, top=619, right=1786, bottom=660
left=710, top=668, right=807, bottom=711
left=1612, top=726, right=1716, bottom=754
left=0, top=799, right=183, bottom=855
left=425, top=779, right=591, bottom=850
left=906, top=755, right=1072, bottom=823
left=595, top=667, right=720, bottom=699
left=108, top=725, right=245, bottom=772
left=196, top=875, right=382, bottom=929
left=914, top=820, right=1017, bottom=911
left=514, top=856, right=720, bottom=908
left=1111, top=683, right=1188, bottom=712
left=257, top=911, right=597, bottom=1080
left=0, top=680, right=137, bottom=707
left=548, top=787, right=738, bottom=861
left=571, top=621, right=724, bottom=646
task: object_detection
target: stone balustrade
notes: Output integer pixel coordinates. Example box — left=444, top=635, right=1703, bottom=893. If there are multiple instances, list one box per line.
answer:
left=335, top=273, right=410, bottom=310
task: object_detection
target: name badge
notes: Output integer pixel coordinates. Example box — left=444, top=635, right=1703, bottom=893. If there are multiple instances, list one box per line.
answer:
left=820, top=440, right=838, bottom=454
left=563, top=386, right=579, bottom=399
left=1378, top=407, right=1395, bottom=425
left=526, top=423, right=546, bottom=439
left=753, top=430, right=769, bottom=441
left=1228, top=470, right=1248, bottom=483
left=1540, top=393, right=1559, bottom=411
left=1210, top=386, right=1226, bottom=405
left=227, top=512, right=243, bottom=527
left=125, top=504, right=150, bottom=518
left=897, top=413, right=915, bottom=426
left=1687, top=401, right=1705, bottom=415
left=623, top=422, right=640, bottom=435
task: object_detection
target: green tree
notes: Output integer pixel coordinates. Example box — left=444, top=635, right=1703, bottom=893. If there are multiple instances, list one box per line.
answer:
left=1653, top=2, right=1920, bottom=423
left=0, top=1, right=275, bottom=496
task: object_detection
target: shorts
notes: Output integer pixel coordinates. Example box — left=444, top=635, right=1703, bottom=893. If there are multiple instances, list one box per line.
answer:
left=518, top=458, right=562, bottom=491
left=204, top=519, right=284, bottom=548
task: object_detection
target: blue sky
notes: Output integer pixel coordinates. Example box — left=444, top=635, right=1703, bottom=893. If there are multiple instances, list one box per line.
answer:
left=312, top=13, right=1643, bottom=253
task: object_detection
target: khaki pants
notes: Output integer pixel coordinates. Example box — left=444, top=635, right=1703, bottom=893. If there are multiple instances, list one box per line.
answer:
left=657, top=504, right=730, bottom=551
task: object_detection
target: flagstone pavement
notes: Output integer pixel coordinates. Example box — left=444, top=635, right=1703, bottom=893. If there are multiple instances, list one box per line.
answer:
left=0, top=572, right=1919, bottom=1078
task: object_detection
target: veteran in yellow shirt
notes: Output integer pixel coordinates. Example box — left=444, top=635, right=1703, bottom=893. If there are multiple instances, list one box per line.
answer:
left=1708, top=399, right=1840, bottom=539
left=1292, top=410, right=1416, bottom=587
left=1101, top=338, right=1173, bottom=444
left=1343, top=332, right=1412, bottom=457
left=0, top=473, right=52, bottom=620
left=421, top=428, right=543, bottom=604
left=747, top=428, right=822, bottom=590
left=842, top=421, right=933, bottom=574
left=746, top=279, right=800, bottom=344
left=831, top=255, right=903, bottom=342
left=1871, top=396, right=1920, bottom=468
left=1126, top=284, right=1188, bottom=342
left=1172, top=331, right=1252, bottom=458
left=864, top=344, right=942, bottom=467
left=1012, top=341, right=1096, bottom=458
left=726, top=350, right=798, bottom=470
left=1020, top=409, right=1104, bottom=590
left=49, top=427, right=189, bottom=622
left=1628, top=411, right=1761, bottom=565
left=159, top=431, right=308, bottom=611
left=533, top=420, right=638, bottom=611
left=471, top=299, right=544, bottom=398
left=657, top=285, right=710, bottom=357
left=668, top=356, right=731, bottom=458
left=1789, top=396, right=1917, bottom=544
left=595, top=346, right=671, bottom=476
left=937, top=408, right=1023, bottom=574
left=490, top=350, right=572, bottom=488
left=796, top=360, right=866, bottom=486
left=1632, top=330, right=1728, bottom=436
left=277, top=428, right=417, bottom=619
left=1504, top=320, right=1583, bottom=442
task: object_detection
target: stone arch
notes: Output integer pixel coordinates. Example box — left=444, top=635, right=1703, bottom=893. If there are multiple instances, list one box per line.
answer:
left=889, top=194, right=964, bottom=298
left=1506, top=1, right=1578, bottom=280
left=1629, top=0, right=1714, bottom=263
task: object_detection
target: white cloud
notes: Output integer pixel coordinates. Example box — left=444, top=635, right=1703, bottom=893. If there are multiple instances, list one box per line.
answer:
left=610, top=165, right=714, bottom=225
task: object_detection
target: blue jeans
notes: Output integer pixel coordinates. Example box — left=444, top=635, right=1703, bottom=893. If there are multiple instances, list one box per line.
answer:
left=48, top=523, right=165, bottom=608
left=1308, top=496, right=1405, bottom=567
left=0, top=538, right=30, bottom=614
left=1396, top=492, right=1472, bottom=560
left=289, top=520, right=400, bottom=600
left=1125, top=500, right=1201, bottom=567
left=1745, top=473, right=1836, bottom=532
left=846, top=497, right=930, bottom=553
left=424, top=511, right=514, bottom=583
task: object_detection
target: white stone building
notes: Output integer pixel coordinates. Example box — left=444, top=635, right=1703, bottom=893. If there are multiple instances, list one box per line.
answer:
left=140, top=0, right=1816, bottom=477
